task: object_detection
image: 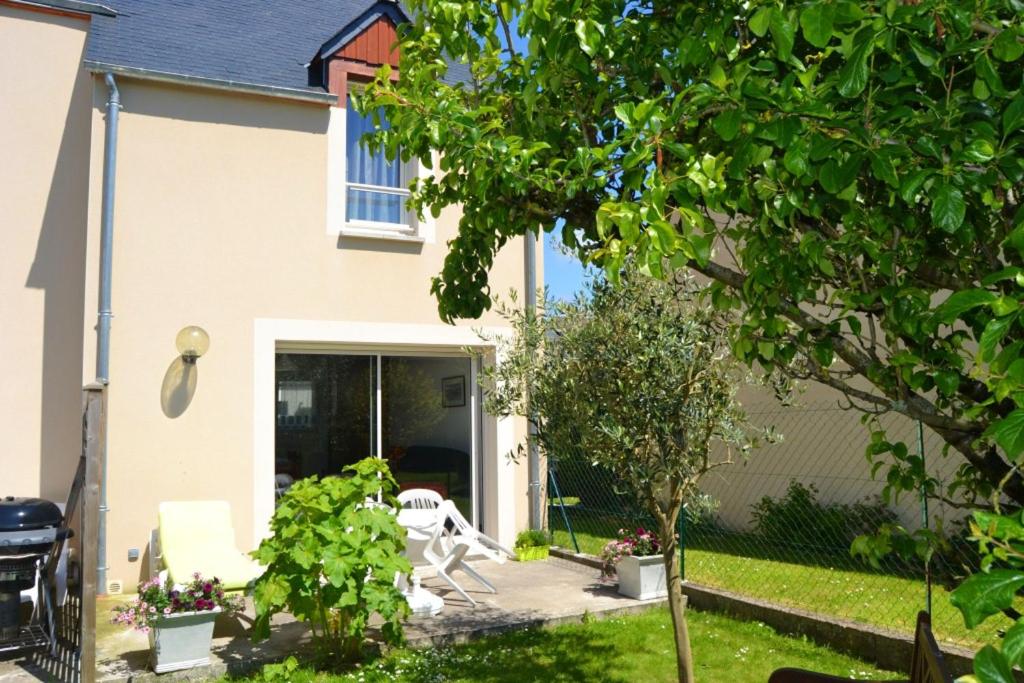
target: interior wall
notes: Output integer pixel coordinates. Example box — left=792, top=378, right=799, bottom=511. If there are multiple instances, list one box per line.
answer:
left=384, top=356, right=472, bottom=455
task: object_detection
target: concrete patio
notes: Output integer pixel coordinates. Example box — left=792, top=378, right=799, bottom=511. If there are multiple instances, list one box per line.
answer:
left=0, top=556, right=667, bottom=682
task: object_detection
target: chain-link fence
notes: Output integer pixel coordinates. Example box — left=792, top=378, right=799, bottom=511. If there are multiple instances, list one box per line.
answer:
left=546, top=400, right=986, bottom=650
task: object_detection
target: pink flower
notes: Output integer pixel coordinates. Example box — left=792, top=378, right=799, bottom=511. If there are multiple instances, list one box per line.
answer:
left=163, top=607, right=171, bottom=615
left=149, top=606, right=157, bottom=613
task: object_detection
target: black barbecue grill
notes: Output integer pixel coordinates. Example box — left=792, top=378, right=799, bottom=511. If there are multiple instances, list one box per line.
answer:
left=0, top=496, right=69, bottom=655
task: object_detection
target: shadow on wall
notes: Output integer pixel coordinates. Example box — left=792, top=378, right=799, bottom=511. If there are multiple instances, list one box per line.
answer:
left=160, top=357, right=197, bottom=418
left=25, top=33, right=91, bottom=503
left=111, top=78, right=331, bottom=134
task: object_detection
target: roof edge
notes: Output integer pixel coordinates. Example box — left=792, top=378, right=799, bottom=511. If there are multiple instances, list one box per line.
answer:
left=5, top=0, right=116, bottom=16
left=83, top=61, right=338, bottom=105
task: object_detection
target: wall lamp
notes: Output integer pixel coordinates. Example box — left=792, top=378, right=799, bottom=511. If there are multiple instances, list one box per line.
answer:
left=175, top=326, right=210, bottom=364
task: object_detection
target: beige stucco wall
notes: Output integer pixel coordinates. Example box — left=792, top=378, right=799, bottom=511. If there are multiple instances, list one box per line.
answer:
left=78, top=77, right=536, bottom=588
left=0, top=5, right=91, bottom=501
left=700, top=380, right=964, bottom=533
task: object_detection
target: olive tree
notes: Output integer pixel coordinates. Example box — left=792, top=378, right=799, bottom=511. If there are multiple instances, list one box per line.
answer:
left=480, top=271, right=764, bottom=683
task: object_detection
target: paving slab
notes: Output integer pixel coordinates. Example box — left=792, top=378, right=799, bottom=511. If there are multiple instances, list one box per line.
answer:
left=0, top=557, right=666, bottom=682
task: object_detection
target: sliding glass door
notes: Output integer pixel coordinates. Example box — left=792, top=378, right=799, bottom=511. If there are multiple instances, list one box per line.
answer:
left=274, top=352, right=476, bottom=522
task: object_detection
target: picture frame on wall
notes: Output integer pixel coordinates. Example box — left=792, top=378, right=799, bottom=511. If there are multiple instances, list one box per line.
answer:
left=441, top=375, right=466, bottom=408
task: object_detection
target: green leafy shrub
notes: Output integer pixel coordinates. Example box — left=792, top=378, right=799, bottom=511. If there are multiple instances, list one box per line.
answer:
left=515, top=529, right=550, bottom=549
left=250, top=457, right=412, bottom=662
left=751, top=481, right=897, bottom=552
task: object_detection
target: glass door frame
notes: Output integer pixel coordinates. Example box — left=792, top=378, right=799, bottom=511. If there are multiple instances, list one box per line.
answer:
left=275, top=346, right=480, bottom=527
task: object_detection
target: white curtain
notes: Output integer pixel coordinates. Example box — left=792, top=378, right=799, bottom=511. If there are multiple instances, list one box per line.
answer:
left=346, top=100, right=403, bottom=224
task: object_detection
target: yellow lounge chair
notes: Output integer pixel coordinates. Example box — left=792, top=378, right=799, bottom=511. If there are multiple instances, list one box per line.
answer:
left=150, top=501, right=263, bottom=591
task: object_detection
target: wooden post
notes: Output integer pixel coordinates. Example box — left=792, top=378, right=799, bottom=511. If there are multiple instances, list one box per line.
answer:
left=79, top=384, right=106, bottom=683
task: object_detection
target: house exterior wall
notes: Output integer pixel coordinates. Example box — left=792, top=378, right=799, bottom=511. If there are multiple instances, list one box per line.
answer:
left=699, top=380, right=965, bottom=533
left=77, top=77, right=536, bottom=588
left=0, top=4, right=91, bottom=502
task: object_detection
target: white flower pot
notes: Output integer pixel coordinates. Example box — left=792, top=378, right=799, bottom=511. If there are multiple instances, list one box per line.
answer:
left=148, top=607, right=220, bottom=673
left=616, top=554, right=667, bottom=600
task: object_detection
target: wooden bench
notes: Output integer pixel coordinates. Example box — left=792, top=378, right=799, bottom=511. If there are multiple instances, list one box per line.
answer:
left=769, top=612, right=954, bottom=683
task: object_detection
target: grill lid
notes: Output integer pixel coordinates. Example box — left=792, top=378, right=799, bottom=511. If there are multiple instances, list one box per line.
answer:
left=0, top=498, right=62, bottom=532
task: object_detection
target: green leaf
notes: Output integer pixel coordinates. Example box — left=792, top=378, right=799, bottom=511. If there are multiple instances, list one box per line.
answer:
left=973, top=645, right=1015, bottom=683
left=783, top=138, right=810, bottom=176
left=985, top=410, right=1024, bottom=461
left=1004, top=97, right=1024, bottom=137
left=973, top=78, right=991, bottom=100
left=614, top=103, right=634, bottom=126
left=964, top=140, right=995, bottom=163
left=749, top=7, right=771, bottom=37
left=869, top=152, right=898, bottom=188
left=973, top=510, right=1024, bottom=543
left=899, top=169, right=932, bottom=202
left=977, top=54, right=1007, bottom=97
left=648, top=220, right=677, bottom=254
left=931, top=184, right=966, bottom=233
left=712, top=109, right=742, bottom=141
left=991, top=296, right=1020, bottom=317
left=574, top=19, right=602, bottom=57
left=950, top=570, right=1024, bottom=628
left=769, top=11, right=796, bottom=61
left=993, top=30, right=1024, bottom=63
left=1001, top=620, right=1024, bottom=667
left=979, top=315, right=1015, bottom=363
left=800, top=3, right=835, bottom=49
left=838, top=30, right=875, bottom=98
left=935, top=370, right=960, bottom=397
left=932, top=289, right=996, bottom=324
left=819, top=160, right=843, bottom=193
left=709, top=62, right=728, bottom=90
left=909, top=37, right=939, bottom=67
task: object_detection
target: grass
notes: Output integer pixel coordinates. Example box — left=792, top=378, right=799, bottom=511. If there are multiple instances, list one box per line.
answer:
left=550, top=508, right=1005, bottom=651
left=231, top=608, right=897, bottom=682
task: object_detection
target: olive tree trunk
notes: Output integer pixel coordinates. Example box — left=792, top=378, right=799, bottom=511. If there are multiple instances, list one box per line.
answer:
left=658, top=507, right=694, bottom=683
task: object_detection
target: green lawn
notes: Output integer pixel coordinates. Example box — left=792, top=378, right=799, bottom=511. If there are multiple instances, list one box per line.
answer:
left=234, top=608, right=897, bottom=682
left=550, top=516, right=1005, bottom=651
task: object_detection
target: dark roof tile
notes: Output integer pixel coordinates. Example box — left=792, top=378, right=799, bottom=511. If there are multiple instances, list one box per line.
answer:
left=84, top=0, right=472, bottom=100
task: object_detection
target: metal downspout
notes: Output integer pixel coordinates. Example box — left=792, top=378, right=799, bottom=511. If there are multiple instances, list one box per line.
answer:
left=525, top=231, right=542, bottom=530
left=96, top=72, right=120, bottom=594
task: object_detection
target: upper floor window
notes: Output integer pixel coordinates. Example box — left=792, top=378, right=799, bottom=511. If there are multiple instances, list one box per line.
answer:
left=345, top=91, right=411, bottom=231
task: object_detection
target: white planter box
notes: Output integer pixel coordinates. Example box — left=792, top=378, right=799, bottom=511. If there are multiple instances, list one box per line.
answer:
left=148, top=607, right=220, bottom=673
left=617, top=554, right=667, bottom=600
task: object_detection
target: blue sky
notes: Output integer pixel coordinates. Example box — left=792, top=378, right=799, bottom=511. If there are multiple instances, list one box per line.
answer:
left=543, top=233, right=590, bottom=301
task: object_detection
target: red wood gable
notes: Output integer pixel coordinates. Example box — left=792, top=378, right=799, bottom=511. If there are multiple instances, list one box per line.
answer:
left=334, top=17, right=399, bottom=67
left=325, top=16, right=400, bottom=101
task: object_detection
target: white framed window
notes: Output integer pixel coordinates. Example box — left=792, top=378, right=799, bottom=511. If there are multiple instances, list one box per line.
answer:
left=326, top=84, right=434, bottom=242
left=344, top=90, right=414, bottom=232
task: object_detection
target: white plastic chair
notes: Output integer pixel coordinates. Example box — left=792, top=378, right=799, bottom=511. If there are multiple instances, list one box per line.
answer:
left=440, top=501, right=516, bottom=567
left=397, top=488, right=443, bottom=510
left=397, top=489, right=444, bottom=564
left=419, top=501, right=483, bottom=605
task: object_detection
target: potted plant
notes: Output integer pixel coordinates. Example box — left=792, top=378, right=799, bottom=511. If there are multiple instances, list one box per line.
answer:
left=601, top=528, right=667, bottom=600
left=514, top=529, right=551, bottom=561
left=111, top=573, right=242, bottom=673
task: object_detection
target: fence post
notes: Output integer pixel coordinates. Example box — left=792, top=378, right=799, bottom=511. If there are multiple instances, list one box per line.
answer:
left=80, top=384, right=106, bottom=683
left=918, top=419, right=932, bottom=616
left=678, top=505, right=686, bottom=581
left=548, top=464, right=580, bottom=553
